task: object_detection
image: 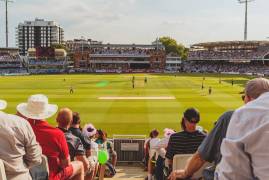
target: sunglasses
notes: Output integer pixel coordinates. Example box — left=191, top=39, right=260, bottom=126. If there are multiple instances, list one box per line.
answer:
left=241, top=95, right=245, bottom=101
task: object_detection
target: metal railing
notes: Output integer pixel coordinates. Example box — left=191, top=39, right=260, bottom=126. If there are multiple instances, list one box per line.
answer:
left=112, top=134, right=146, bottom=163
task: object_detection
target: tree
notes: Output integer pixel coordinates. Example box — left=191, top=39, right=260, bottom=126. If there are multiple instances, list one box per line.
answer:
left=51, top=43, right=69, bottom=52
left=159, top=37, right=188, bottom=60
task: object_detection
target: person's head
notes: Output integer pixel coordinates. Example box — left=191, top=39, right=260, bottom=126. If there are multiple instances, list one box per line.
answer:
left=82, top=123, right=97, bottom=138
left=72, top=112, right=81, bottom=125
left=181, top=108, right=200, bottom=132
left=149, top=129, right=159, bottom=138
left=243, top=78, right=269, bottom=104
left=96, top=129, right=107, bottom=142
left=56, top=108, right=73, bottom=129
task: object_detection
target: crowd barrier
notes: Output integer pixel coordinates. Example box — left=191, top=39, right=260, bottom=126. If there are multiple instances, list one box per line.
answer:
left=112, top=135, right=146, bottom=163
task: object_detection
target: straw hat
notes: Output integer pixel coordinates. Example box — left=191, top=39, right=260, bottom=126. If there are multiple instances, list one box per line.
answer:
left=17, top=94, right=58, bottom=120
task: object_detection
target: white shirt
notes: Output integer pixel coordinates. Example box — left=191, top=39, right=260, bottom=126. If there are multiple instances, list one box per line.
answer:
left=216, top=92, right=269, bottom=180
left=149, top=138, right=160, bottom=159
left=0, top=111, right=42, bottom=180
left=153, top=136, right=171, bottom=158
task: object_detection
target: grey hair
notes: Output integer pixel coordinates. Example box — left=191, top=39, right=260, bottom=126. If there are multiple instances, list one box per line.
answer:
left=245, top=78, right=269, bottom=99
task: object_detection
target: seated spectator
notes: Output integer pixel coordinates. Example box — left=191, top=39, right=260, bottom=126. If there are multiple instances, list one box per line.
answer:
left=16, top=94, right=84, bottom=180
left=82, top=124, right=99, bottom=177
left=69, top=112, right=92, bottom=157
left=165, top=108, right=206, bottom=170
left=143, top=138, right=150, bottom=171
left=216, top=78, right=269, bottom=179
left=146, top=129, right=160, bottom=180
left=69, top=113, right=98, bottom=179
left=168, top=111, right=234, bottom=180
left=153, top=129, right=175, bottom=180
left=56, top=108, right=95, bottom=179
left=95, top=129, right=117, bottom=168
left=0, top=99, right=42, bottom=180
left=95, top=129, right=117, bottom=177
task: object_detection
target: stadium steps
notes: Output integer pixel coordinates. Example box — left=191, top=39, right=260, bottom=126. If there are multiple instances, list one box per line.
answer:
left=105, top=165, right=146, bottom=180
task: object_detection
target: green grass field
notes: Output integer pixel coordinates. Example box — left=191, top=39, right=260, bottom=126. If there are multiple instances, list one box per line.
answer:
left=0, top=74, right=250, bottom=136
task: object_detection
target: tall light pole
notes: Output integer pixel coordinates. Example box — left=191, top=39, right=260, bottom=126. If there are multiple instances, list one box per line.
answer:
left=1, top=0, right=13, bottom=47
left=238, top=0, right=255, bottom=41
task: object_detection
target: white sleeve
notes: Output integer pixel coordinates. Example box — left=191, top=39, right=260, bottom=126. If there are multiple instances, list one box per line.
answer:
left=216, top=110, right=253, bottom=180
left=216, top=138, right=253, bottom=180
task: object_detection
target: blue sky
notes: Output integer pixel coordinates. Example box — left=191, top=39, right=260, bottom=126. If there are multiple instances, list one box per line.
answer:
left=0, top=0, right=269, bottom=47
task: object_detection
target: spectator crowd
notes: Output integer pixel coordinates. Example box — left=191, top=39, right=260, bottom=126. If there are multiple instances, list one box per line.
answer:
left=141, top=78, right=269, bottom=180
left=0, top=94, right=117, bottom=180
left=182, top=61, right=269, bottom=75
left=90, top=48, right=163, bottom=57
left=188, top=47, right=269, bottom=61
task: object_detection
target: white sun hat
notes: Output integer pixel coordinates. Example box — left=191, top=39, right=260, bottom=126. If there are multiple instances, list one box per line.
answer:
left=0, top=100, right=7, bottom=110
left=17, top=94, right=58, bottom=120
left=83, top=123, right=97, bottom=137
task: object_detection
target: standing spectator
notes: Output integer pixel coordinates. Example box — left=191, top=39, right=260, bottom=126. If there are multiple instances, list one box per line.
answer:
left=168, top=111, right=234, bottom=180
left=17, top=94, right=84, bottom=180
left=216, top=78, right=269, bottom=179
left=166, top=108, right=206, bottom=169
left=56, top=108, right=94, bottom=179
left=0, top=100, right=42, bottom=180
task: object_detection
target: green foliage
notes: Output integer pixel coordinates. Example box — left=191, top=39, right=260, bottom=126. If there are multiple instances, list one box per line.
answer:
left=159, top=37, right=188, bottom=60
left=51, top=43, right=69, bottom=52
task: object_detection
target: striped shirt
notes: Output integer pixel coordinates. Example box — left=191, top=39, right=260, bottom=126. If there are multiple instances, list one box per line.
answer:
left=165, top=130, right=206, bottom=160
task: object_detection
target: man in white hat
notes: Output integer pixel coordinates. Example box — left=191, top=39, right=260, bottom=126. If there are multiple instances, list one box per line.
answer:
left=0, top=99, right=42, bottom=180
left=17, top=94, right=84, bottom=180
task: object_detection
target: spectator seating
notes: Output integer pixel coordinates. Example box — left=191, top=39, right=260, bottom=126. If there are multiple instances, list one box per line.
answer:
left=172, top=154, right=212, bottom=179
left=172, top=154, right=193, bottom=171
left=0, top=159, right=7, bottom=180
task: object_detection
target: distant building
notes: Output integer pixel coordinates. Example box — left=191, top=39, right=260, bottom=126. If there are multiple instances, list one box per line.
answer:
left=65, top=38, right=103, bottom=52
left=165, top=55, right=181, bottom=72
left=66, top=38, right=166, bottom=73
left=16, top=18, right=64, bottom=56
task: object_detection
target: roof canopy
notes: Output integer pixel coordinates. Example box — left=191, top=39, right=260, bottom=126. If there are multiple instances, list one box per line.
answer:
left=191, top=41, right=269, bottom=48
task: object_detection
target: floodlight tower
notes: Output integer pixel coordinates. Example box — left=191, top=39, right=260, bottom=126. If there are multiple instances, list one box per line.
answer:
left=1, top=0, right=13, bottom=47
left=238, top=0, right=255, bottom=41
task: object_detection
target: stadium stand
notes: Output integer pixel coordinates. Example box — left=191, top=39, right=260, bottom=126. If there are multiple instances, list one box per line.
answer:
left=185, top=41, right=269, bottom=75
left=0, top=48, right=28, bottom=75
left=188, top=41, right=269, bottom=61
left=66, top=39, right=166, bottom=73
left=27, top=47, right=68, bottom=74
